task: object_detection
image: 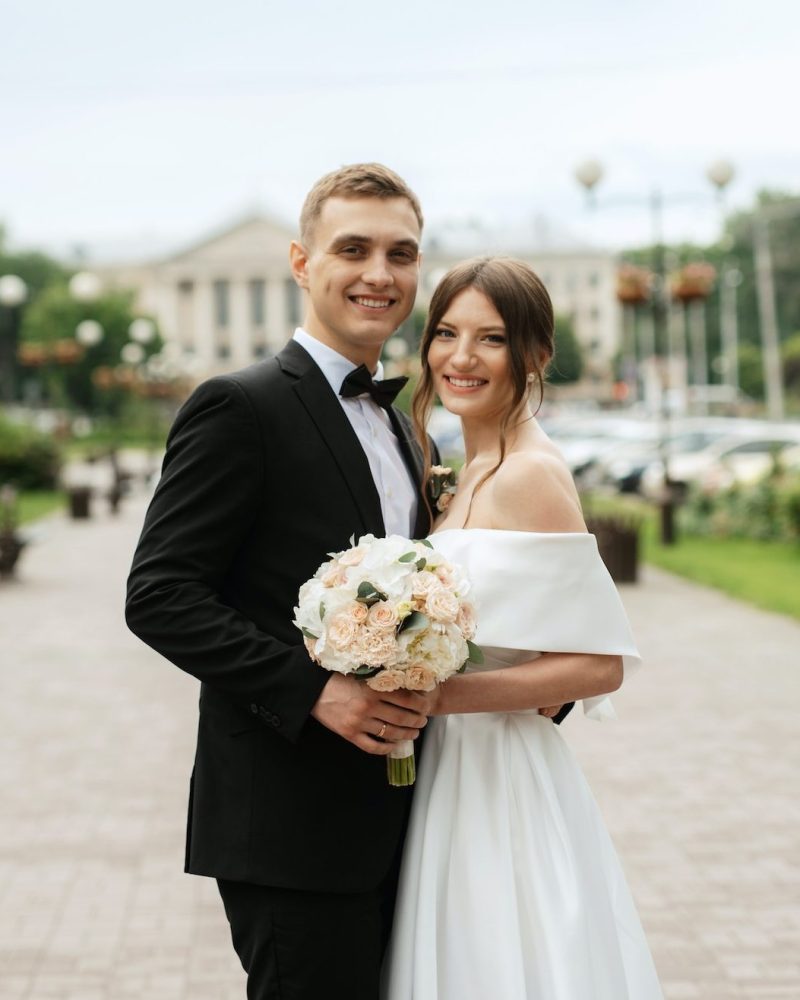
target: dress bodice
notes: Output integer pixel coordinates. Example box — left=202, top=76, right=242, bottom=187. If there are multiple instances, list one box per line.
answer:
left=429, top=528, right=640, bottom=719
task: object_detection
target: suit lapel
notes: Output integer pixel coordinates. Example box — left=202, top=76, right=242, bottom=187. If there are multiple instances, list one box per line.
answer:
left=278, top=341, right=385, bottom=537
left=386, top=407, right=432, bottom=539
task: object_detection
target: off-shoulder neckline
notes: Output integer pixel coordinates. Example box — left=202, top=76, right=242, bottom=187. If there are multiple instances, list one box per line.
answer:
left=431, top=527, right=592, bottom=539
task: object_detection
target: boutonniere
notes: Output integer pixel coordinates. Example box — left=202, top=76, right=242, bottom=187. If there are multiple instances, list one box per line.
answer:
left=430, top=465, right=458, bottom=513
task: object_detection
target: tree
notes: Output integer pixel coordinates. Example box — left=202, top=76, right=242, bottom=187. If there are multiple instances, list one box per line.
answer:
left=548, top=313, right=584, bottom=384
left=737, top=343, right=764, bottom=400
left=782, top=333, right=800, bottom=396
left=19, top=285, right=161, bottom=414
left=0, top=227, right=68, bottom=301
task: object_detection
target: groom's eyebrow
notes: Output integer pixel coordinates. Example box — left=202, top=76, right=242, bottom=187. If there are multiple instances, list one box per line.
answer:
left=330, top=233, right=420, bottom=252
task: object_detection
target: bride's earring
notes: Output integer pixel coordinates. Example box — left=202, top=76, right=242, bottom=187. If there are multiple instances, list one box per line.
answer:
left=526, top=372, right=536, bottom=384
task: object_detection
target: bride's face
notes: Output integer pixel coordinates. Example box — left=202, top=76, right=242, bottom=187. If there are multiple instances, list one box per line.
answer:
left=427, top=286, right=515, bottom=421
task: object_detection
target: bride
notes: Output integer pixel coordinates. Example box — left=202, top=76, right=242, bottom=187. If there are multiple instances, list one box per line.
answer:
left=382, top=257, right=663, bottom=999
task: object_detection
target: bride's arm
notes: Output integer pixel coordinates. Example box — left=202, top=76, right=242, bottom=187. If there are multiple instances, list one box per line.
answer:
left=430, top=652, right=623, bottom=716
left=431, top=447, right=623, bottom=716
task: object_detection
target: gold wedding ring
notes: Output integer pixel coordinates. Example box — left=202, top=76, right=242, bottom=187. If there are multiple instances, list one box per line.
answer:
left=378, top=723, right=387, bottom=739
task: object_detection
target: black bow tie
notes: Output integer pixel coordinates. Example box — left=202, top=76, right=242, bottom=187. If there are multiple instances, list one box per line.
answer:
left=339, top=365, right=409, bottom=409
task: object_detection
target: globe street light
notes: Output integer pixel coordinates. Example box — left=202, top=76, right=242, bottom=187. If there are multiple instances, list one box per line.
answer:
left=121, top=342, right=146, bottom=366
left=75, top=319, right=104, bottom=347
left=128, top=318, right=156, bottom=345
left=0, top=274, right=28, bottom=403
left=68, top=270, right=102, bottom=304
left=704, top=161, right=739, bottom=406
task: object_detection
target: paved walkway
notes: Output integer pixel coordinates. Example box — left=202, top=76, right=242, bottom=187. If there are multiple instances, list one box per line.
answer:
left=1, top=491, right=798, bottom=999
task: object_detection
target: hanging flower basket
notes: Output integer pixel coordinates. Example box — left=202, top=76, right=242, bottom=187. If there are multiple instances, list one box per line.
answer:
left=671, top=263, right=717, bottom=303
left=616, top=265, right=653, bottom=305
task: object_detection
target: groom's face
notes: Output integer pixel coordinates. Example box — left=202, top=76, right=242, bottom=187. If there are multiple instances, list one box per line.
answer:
left=290, top=195, right=421, bottom=367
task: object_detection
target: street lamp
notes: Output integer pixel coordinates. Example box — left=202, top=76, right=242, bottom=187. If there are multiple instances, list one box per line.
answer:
left=0, top=274, right=28, bottom=403
left=573, top=160, right=732, bottom=543
left=121, top=342, right=146, bottom=366
left=128, top=318, right=156, bottom=345
left=69, top=271, right=102, bottom=304
left=705, top=161, right=739, bottom=407
left=75, top=319, right=104, bottom=348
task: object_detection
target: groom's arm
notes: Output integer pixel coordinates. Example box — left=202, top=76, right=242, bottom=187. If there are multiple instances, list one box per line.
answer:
left=125, top=376, right=329, bottom=743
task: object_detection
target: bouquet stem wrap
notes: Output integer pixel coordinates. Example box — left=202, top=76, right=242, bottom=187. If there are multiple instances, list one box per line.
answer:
left=387, top=740, right=415, bottom=787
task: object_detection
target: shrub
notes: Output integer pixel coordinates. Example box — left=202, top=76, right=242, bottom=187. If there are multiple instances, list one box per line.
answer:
left=682, top=466, right=800, bottom=542
left=0, top=413, right=61, bottom=490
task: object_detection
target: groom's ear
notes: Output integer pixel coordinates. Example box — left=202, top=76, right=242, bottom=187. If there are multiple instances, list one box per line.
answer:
left=289, top=240, right=310, bottom=290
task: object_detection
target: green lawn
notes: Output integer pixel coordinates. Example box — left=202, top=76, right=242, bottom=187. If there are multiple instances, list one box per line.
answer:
left=18, top=491, right=66, bottom=525
left=642, top=522, right=800, bottom=621
left=583, top=493, right=800, bottom=621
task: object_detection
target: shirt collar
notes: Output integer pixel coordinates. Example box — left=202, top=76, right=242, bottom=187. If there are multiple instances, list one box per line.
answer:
left=292, top=328, right=385, bottom=396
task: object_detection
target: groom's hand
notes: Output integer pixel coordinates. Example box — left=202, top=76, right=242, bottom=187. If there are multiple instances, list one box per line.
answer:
left=310, top=674, right=431, bottom=755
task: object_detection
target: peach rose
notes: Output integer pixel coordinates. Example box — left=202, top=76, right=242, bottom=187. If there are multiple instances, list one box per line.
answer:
left=339, top=547, right=366, bottom=566
left=456, top=602, right=477, bottom=640
left=345, top=601, right=369, bottom=624
left=425, top=589, right=460, bottom=623
left=367, top=601, right=399, bottom=631
left=321, top=565, right=347, bottom=588
left=404, top=664, right=437, bottom=691
left=436, top=491, right=453, bottom=513
left=434, top=562, right=455, bottom=588
left=366, top=668, right=406, bottom=692
left=411, top=570, right=441, bottom=600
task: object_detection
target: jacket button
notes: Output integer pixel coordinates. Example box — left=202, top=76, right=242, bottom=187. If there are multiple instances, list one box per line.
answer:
left=271, top=716, right=281, bottom=728
left=250, top=703, right=258, bottom=714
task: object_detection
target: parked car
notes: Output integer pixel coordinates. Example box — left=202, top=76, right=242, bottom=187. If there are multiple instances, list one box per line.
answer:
left=640, top=426, right=800, bottom=499
left=594, top=418, right=761, bottom=494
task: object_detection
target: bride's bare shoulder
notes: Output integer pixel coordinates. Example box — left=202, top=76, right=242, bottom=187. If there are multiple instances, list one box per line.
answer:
left=489, top=448, right=587, bottom=533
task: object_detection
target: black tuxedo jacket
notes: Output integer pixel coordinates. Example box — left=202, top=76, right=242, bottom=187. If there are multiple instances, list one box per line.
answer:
left=126, top=340, right=437, bottom=893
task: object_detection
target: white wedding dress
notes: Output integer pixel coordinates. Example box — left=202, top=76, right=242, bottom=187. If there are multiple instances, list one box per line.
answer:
left=383, top=529, right=663, bottom=1000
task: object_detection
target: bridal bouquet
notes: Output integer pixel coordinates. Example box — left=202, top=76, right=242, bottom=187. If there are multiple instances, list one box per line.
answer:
left=294, top=534, right=481, bottom=786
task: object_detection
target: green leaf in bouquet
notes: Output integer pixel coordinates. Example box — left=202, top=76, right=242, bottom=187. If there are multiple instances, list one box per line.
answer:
left=398, top=551, right=418, bottom=563
left=415, top=538, right=433, bottom=548
left=301, top=627, right=319, bottom=640
left=430, top=480, right=442, bottom=500
left=399, top=611, right=429, bottom=633
left=319, top=601, right=326, bottom=620
left=352, top=664, right=381, bottom=678
left=466, top=640, right=484, bottom=664
left=356, top=581, right=387, bottom=605
left=415, top=557, right=427, bottom=571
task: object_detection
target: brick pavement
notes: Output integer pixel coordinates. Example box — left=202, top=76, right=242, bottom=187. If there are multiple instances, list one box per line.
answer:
left=1, top=493, right=798, bottom=999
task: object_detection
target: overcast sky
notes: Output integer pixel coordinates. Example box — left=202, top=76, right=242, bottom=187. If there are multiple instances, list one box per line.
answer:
left=2, top=0, right=797, bottom=261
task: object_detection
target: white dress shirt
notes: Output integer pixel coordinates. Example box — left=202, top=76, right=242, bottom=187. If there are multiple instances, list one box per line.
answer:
left=292, top=329, right=418, bottom=537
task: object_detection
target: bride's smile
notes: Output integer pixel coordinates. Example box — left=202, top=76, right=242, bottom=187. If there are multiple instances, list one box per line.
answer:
left=427, top=285, right=515, bottom=421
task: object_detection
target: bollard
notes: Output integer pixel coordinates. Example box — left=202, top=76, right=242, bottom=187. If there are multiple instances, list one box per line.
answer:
left=67, top=487, right=92, bottom=519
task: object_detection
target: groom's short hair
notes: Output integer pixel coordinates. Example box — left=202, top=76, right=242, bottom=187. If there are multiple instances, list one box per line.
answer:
left=300, top=163, right=424, bottom=245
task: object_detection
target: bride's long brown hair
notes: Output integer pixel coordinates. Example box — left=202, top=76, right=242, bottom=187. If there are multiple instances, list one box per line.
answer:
left=412, top=257, right=555, bottom=523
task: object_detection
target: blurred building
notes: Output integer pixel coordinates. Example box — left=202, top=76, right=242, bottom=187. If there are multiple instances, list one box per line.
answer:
left=97, top=212, right=620, bottom=379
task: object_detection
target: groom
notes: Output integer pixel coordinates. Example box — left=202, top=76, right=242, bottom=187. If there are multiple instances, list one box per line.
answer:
left=126, top=164, right=438, bottom=999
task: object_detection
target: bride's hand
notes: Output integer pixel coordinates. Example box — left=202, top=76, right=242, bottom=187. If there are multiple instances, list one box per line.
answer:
left=538, top=705, right=563, bottom=718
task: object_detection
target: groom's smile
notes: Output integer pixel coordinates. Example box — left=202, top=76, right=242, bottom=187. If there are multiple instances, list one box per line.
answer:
left=290, top=194, right=421, bottom=368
